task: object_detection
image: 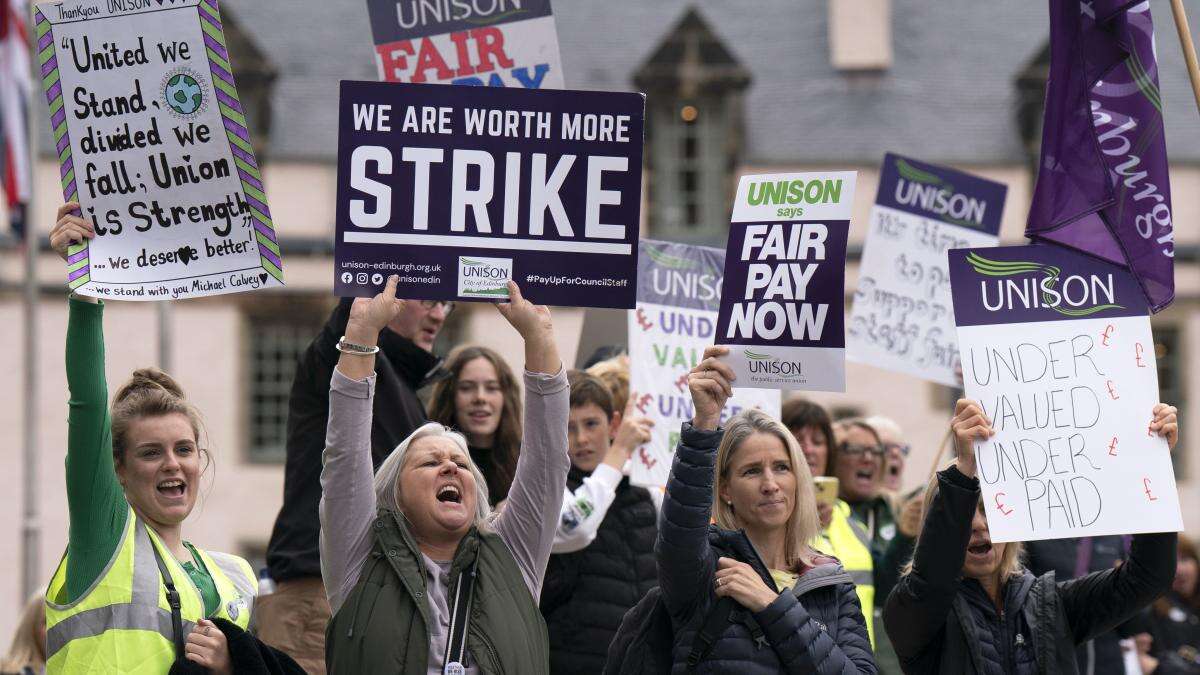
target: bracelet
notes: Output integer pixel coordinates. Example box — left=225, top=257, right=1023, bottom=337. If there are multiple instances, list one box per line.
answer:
left=337, top=336, right=380, bottom=355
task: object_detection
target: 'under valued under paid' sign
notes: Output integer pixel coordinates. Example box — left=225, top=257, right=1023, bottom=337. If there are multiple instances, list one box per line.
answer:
left=715, top=172, right=857, bottom=391
left=949, top=244, right=1182, bottom=543
left=334, top=81, right=644, bottom=308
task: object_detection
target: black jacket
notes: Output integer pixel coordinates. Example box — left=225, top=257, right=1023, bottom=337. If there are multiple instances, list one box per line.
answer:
left=265, top=299, right=440, bottom=582
left=657, top=423, right=877, bottom=675
left=1144, top=593, right=1200, bottom=674
left=884, top=465, right=1177, bottom=675
left=169, top=618, right=305, bottom=674
left=541, top=466, right=659, bottom=674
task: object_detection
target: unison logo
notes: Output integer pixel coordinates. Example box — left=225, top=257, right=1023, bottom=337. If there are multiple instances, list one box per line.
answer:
left=893, top=158, right=987, bottom=228
left=646, top=245, right=721, bottom=302
left=744, top=349, right=804, bottom=379
left=395, top=0, right=527, bottom=29
left=458, top=256, right=512, bottom=298
left=967, top=252, right=1123, bottom=317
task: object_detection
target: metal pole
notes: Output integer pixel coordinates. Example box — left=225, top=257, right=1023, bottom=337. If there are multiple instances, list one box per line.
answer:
left=157, top=301, right=171, bottom=371
left=21, top=0, right=39, bottom=601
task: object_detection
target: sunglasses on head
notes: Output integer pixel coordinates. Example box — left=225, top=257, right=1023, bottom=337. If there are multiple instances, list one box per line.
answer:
left=839, top=442, right=885, bottom=458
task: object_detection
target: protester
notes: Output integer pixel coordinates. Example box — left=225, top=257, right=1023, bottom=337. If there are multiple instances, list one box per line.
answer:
left=832, top=419, right=894, bottom=563
left=1, top=595, right=44, bottom=675
left=44, top=205, right=300, bottom=674
left=321, top=277, right=568, bottom=673
left=780, top=398, right=876, bottom=646
left=884, top=398, right=1180, bottom=674
left=259, top=285, right=449, bottom=671
left=863, top=416, right=908, bottom=495
left=428, top=345, right=523, bottom=504
left=585, top=355, right=631, bottom=412
left=1134, top=534, right=1200, bottom=674
left=541, top=370, right=658, bottom=673
left=655, top=346, right=876, bottom=673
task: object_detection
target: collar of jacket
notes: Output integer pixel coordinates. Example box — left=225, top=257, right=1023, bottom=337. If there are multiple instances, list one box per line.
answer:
left=706, top=525, right=853, bottom=595
left=323, top=298, right=444, bottom=389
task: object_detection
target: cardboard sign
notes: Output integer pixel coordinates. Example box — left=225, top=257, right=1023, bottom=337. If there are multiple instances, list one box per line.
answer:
left=950, top=244, right=1182, bottom=543
left=335, top=81, right=643, bottom=308
left=366, top=0, right=564, bottom=89
left=628, top=240, right=780, bottom=487
left=848, top=154, right=1005, bottom=386
left=35, top=0, right=283, bottom=300
left=714, top=172, right=857, bottom=391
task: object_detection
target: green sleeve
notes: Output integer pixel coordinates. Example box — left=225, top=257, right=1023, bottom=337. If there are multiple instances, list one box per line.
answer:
left=63, top=298, right=129, bottom=602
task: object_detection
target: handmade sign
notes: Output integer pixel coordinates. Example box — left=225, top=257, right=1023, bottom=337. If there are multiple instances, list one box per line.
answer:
left=628, top=240, right=780, bottom=487
left=335, top=80, right=643, bottom=308
left=715, top=172, right=857, bottom=391
left=366, top=0, right=564, bottom=89
left=848, top=154, right=1005, bottom=385
left=35, top=0, right=282, bottom=300
left=950, top=244, right=1182, bottom=543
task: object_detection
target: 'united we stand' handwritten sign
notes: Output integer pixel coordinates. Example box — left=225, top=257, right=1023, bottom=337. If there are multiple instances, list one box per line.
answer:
left=715, top=172, right=857, bottom=391
left=848, top=154, right=1005, bottom=385
left=35, top=0, right=282, bottom=300
left=366, top=0, right=563, bottom=89
left=949, top=245, right=1182, bottom=543
left=628, top=240, right=780, bottom=487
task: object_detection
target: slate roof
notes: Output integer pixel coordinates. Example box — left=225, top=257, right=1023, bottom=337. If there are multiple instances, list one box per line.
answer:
left=52, top=0, right=1200, bottom=164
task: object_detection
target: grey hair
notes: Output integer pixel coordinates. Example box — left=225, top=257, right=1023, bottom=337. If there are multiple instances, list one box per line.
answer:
left=863, top=415, right=903, bottom=440
left=373, top=422, right=493, bottom=527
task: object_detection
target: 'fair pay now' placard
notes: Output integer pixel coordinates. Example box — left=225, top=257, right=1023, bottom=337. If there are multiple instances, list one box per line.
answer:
left=949, top=244, right=1182, bottom=543
left=715, top=172, right=857, bottom=392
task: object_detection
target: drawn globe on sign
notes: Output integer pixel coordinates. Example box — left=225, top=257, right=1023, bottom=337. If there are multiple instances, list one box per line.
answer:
left=165, top=73, right=203, bottom=115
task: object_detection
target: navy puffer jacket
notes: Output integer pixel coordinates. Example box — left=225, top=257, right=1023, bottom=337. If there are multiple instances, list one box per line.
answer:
left=657, top=423, right=877, bottom=675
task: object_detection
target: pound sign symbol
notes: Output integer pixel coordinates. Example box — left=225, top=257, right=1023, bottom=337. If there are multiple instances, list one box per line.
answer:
left=1135, top=342, right=1147, bottom=368
left=1101, top=324, right=1115, bottom=346
left=1108, top=437, right=1119, bottom=456
left=1106, top=380, right=1120, bottom=400
left=994, top=492, right=1014, bottom=516
left=1143, top=478, right=1158, bottom=501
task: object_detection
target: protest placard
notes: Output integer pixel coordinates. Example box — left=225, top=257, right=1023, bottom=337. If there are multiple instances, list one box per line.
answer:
left=628, top=240, right=780, bottom=487
left=335, top=80, right=643, bottom=308
left=848, top=154, right=1006, bottom=386
left=714, top=172, right=857, bottom=391
left=366, top=0, right=563, bottom=89
left=949, top=244, right=1182, bottom=543
left=35, top=0, right=283, bottom=300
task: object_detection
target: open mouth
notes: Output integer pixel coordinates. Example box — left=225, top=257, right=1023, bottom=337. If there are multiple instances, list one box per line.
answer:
left=967, top=542, right=993, bottom=556
left=157, top=479, right=186, bottom=498
left=437, top=485, right=462, bottom=504
left=855, top=469, right=874, bottom=482
left=467, top=410, right=492, bottom=423
left=888, top=465, right=900, bottom=477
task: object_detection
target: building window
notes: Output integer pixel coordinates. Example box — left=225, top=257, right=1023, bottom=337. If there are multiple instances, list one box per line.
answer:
left=635, top=8, right=749, bottom=244
left=1153, top=324, right=1187, bottom=479
left=245, top=298, right=330, bottom=463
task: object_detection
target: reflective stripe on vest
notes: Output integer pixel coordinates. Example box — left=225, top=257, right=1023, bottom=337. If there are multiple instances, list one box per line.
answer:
left=823, top=501, right=876, bottom=647
left=45, top=507, right=256, bottom=670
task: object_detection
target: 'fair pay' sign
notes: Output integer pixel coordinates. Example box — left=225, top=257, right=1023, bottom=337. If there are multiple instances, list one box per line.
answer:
left=715, top=172, right=857, bottom=391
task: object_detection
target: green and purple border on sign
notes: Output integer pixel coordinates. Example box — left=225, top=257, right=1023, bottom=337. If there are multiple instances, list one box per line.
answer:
left=34, top=0, right=282, bottom=290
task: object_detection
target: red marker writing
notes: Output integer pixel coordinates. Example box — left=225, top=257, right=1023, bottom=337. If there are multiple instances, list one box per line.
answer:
left=994, top=492, right=1013, bottom=516
left=1106, top=380, right=1120, bottom=400
left=638, top=447, right=658, bottom=471
left=1143, top=478, right=1158, bottom=501
left=1101, top=324, right=1114, bottom=346
left=1108, top=437, right=1119, bottom=456
left=635, top=393, right=652, bottom=415
left=636, top=309, right=653, bottom=331
left=1135, top=342, right=1147, bottom=368
left=674, top=374, right=688, bottom=392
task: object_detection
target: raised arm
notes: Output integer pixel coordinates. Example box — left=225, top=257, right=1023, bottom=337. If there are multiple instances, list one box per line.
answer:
left=319, top=276, right=403, bottom=614
left=656, top=346, right=735, bottom=618
left=884, top=399, right=992, bottom=666
left=491, top=282, right=570, bottom=599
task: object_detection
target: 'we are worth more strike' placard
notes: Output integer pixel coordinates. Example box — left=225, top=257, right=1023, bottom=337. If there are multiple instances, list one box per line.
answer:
left=36, top=0, right=282, bottom=300
left=950, top=245, right=1182, bottom=543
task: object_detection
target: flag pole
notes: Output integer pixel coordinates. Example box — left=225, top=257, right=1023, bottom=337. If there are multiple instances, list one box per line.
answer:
left=1169, top=0, right=1200, bottom=115
left=20, top=0, right=40, bottom=603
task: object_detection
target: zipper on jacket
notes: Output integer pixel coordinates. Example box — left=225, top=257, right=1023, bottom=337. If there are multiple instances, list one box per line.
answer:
left=476, top=629, right=505, bottom=675
left=998, top=608, right=1015, bottom=674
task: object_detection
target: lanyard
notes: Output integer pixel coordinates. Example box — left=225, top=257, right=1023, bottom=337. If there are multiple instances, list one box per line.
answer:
left=148, top=533, right=185, bottom=661
left=443, top=560, right=479, bottom=675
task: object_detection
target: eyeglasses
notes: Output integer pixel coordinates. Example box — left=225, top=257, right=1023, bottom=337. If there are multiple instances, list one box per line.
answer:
left=419, top=300, right=456, bottom=314
left=884, top=442, right=911, bottom=458
left=839, top=442, right=885, bottom=458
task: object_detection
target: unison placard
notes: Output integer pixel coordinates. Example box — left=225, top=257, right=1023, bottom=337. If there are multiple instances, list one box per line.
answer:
left=949, top=244, right=1182, bottom=543
left=715, top=172, right=857, bottom=391
left=335, top=80, right=643, bottom=307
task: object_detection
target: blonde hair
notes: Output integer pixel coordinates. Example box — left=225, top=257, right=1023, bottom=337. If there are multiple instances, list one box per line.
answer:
left=0, top=594, right=45, bottom=673
left=713, top=409, right=820, bottom=570
left=901, top=470, right=1024, bottom=581
left=374, top=422, right=494, bottom=528
left=585, top=355, right=630, bottom=412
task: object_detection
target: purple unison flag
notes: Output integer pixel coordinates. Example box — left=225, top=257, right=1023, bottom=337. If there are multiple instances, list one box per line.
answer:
left=1026, top=0, right=1174, bottom=313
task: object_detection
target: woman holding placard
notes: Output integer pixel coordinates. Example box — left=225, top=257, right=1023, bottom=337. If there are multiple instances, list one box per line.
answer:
left=654, top=346, right=877, bottom=673
left=43, top=205, right=298, bottom=674
left=884, top=398, right=1179, bottom=674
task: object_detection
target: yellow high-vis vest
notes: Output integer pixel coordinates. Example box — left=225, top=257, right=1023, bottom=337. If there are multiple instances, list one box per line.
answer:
left=815, top=500, right=876, bottom=646
left=45, top=506, right=257, bottom=674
